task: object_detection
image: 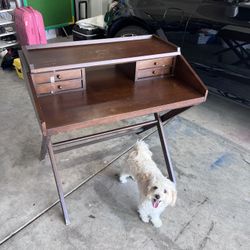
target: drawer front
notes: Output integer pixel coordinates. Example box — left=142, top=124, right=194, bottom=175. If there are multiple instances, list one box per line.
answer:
left=31, top=69, right=82, bottom=84
left=36, top=79, right=82, bottom=95
left=54, top=69, right=81, bottom=82
left=137, top=57, right=173, bottom=70
left=136, top=66, right=171, bottom=79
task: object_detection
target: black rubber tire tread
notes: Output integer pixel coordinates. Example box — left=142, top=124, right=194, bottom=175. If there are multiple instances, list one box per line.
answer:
left=114, top=25, right=149, bottom=37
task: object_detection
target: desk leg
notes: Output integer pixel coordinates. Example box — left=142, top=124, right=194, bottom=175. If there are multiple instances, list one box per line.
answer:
left=154, top=113, right=176, bottom=184
left=47, top=139, right=70, bottom=225
left=40, top=136, right=48, bottom=160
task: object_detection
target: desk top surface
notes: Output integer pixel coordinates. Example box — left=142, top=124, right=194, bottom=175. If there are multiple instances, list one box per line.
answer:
left=21, top=37, right=207, bottom=135
left=23, top=36, right=180, bottom=73
left=38, top=67, right=205, bottom=134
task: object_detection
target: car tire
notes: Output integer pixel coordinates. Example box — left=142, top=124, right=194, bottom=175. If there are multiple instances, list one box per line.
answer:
left=114, top=25, right=149, bottom=37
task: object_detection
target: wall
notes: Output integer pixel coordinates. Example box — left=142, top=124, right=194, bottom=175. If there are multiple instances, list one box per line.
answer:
left=90, top=0, right=110, bottom=17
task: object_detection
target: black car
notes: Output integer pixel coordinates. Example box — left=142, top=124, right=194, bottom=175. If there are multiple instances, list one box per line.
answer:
left=105, top=0, right=250, bottom=107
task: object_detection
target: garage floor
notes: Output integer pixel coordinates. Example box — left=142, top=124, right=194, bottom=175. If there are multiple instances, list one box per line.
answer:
left=0, top=65, right=249, bottom=249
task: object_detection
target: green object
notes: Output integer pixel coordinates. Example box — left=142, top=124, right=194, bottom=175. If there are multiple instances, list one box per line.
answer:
left=23, top=0, right=75, bottom=30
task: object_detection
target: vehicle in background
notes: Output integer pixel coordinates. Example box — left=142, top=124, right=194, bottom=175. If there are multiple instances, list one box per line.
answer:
left=105, top=0, right=250, bottom=107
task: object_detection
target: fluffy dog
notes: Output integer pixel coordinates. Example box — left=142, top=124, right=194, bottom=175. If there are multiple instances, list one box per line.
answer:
left=119, top=140, right=177, bottom=227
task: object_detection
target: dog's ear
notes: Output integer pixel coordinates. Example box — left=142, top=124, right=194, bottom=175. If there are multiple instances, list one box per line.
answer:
left=170, top=188, right=177, bottom=206
left=143, top=174, right=156, bottom=196
left=166, top=178, right=177, bottom=206
left=139, top=173, right=152, bottom=196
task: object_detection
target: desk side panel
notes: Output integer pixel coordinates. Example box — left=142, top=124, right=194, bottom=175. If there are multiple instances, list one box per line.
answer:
left=174, top=55, right=208, bottom=99
left=19, top=51, right=47, bottom=135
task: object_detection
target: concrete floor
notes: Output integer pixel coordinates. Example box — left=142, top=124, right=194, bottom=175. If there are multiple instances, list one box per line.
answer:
left=0, top=64, right=249, bottom=249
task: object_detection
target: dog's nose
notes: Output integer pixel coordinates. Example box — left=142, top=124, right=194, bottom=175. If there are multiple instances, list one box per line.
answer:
left=155, top=194, right=160, bottom=199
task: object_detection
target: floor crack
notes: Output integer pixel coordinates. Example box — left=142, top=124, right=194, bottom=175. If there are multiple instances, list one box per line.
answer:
left=174, top=218, right=193, bottom=242
left=198, top=221, right=215, bottom=250
left=174, top=197, right=209, bottom=242
left=197, top=197, right=209, bottom=208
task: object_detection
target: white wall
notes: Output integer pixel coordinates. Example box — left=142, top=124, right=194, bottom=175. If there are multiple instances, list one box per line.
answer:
left=102, top=0, right=110, bottom=14
left=90, top=0, right=110, bottom=17
left=15, top=0, right=22, bottom=7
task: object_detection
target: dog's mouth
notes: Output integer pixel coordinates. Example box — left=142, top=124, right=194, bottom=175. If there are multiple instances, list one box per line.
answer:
left=152, top=198, right=161, bottom=208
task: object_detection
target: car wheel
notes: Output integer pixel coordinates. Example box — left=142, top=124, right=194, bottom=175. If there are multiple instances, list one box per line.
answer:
left=114, top=25, right=149, bottom=37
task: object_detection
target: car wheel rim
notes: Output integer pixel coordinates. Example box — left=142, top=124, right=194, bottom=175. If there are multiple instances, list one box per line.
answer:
left=121, top=33, right=137, bottom=37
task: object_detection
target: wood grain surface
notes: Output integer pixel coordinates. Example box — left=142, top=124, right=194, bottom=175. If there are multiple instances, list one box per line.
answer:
left=38, top=66, right=206, bottom=134
left=25, top=37, right=179, bottom=72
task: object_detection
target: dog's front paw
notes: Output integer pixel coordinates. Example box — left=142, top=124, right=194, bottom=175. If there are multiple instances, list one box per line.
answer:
left=138, top=210, right=149, bottom=223
left=139, top=214, right=150, bottom=223
left=151, top=218, right=162, bottom=228
left=119, top=175, right=128, bottom=183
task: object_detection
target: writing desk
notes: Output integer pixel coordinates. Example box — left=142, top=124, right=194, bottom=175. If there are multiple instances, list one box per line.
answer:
left=20, top=35, right=208, bottom=225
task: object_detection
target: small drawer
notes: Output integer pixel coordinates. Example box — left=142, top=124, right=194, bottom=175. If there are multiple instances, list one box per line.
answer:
left=31, top=69, right=82, bottom=84
left=54, top=69, right=81, bottom=82
left=136, top=66, right=171, bottom=80
left=36, top=79, right=82, bottom=95
left=53, top=80, right=82, bottom=93
left=137, top=57, right=173, bottom=70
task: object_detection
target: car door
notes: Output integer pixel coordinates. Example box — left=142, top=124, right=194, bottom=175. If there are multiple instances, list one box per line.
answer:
left=181, top=0, right=250, bottom=105
left=134, top=0, right=202, bottom=46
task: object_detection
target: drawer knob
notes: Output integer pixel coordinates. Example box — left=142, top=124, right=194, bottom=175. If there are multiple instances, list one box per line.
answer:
left=152, top=70, right=156, bottom=74
left=154, top=62, right=157, bottom=65
left=56, top=74, right=61, bottom=80
left=57, top=85, right=63, bottom=89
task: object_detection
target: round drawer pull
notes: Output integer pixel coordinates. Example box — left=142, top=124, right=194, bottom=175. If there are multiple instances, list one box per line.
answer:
left=56, top=74, right=61, bottom=79
left=152, top=70, right=156, bottom=74
left=154, top=62, right=157, bottom=65
left=57, top=85, right=63, bottom=89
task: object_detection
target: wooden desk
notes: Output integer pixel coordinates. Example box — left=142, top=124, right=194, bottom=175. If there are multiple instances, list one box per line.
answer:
left=20, top=35, right=207, bottom=225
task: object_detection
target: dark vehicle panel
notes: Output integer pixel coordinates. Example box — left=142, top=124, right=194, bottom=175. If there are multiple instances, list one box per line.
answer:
left=105, top=0, right=250, bottom=107
left=183, top=0, right=250, bottom=105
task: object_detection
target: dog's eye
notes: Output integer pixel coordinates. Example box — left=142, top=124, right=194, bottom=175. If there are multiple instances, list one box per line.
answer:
left=152, top=186, right=158, bottom=190
left=164, top=189, right=167, bottom=193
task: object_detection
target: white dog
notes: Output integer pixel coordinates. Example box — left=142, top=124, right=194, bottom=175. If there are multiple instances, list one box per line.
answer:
left=119, top=140, right=177, bottom=228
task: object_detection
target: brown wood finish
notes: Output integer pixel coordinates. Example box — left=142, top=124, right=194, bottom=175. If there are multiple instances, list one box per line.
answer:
left=136, top=57, right=173, bottom=69
left=25, top=35, right=174, bottom=50
left=175, top=55, right=208, bottom=97
left=81, top=68, right=86, bottom=90
left=31, top=69, right=82, bottom=84
left=21, top=36, right=208, bottom=135
left=19, top=52, right=47, bottom=135
left=136, top=66, right=171, bottom=80
left=38, top=66, right=206, bottom=135
left=116, top=62, right=136, bottom=80
left=24, top=36, right=180, bottom=73
left=35, top=79, right=82, bottom=95
left=21, top=36, right=208, bottom=225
